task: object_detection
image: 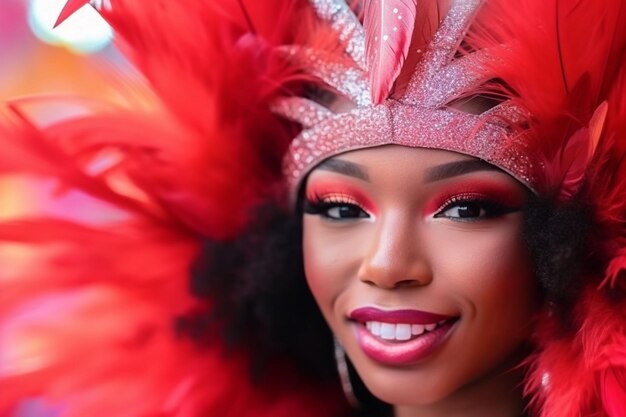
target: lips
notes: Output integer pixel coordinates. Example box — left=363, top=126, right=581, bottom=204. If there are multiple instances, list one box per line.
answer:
left=349, top=307, right=458, bottom=365
left=350, top=307, right=454, bottom=324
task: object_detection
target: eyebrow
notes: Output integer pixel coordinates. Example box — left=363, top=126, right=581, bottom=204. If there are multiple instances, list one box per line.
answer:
left=424, top=159, right=500, bottom=182
left=316, top=158, right=370, bottom=181
left=315, top=157, right=498, bottom=183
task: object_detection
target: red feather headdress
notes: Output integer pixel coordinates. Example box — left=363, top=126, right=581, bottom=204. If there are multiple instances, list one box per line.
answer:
left=1, top=0, right=626, bottom=416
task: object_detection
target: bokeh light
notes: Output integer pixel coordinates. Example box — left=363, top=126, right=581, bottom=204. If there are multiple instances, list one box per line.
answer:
left=28, top=0, right=113, bottom=54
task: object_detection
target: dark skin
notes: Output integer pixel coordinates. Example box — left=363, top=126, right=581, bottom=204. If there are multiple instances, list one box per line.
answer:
left=303, top=145, right=537, bottom=417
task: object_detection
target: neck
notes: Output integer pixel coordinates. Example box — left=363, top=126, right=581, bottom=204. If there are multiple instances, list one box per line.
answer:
left=393, top=367, right=525, bottom=417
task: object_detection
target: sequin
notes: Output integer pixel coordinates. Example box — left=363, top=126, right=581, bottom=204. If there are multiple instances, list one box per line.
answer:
left=279, top=0, right=537, bottom=194
left=309, top=0, right=367, bottom=69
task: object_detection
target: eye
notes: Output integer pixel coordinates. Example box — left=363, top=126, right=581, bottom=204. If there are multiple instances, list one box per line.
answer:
left=324, top=203, right=369, bottom=220
left=303, top=196, right=370, bottom=220
left=438, top=201, right=485, bottom=219
left=433, top=197, right=517, bottom=222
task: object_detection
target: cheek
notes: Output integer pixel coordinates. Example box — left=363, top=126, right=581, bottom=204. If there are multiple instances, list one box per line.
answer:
left=302, top=217, right=364, bottom=325
left=416, top=218, right=537, bottom=398
left=481, top=228, right=534, bottom=315
left=429, top=217, right=537, bottom=330
left=302, top=222, right=334, bottom=310
left=433, top=216, right=537, bottom=314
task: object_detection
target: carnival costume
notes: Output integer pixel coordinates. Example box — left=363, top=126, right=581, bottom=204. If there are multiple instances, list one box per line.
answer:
left=1, top=0, right=626, bottom=416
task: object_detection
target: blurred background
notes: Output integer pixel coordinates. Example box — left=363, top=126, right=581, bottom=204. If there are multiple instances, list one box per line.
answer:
left=1, top=4, right=136, bottom=415
left=1, top=0, right=126, bottom=99
left=1, top=0, right=136, bottom=224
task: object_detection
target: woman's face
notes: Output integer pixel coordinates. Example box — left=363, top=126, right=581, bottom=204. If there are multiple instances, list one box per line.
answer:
left=302, top=145, right=537, bottom=407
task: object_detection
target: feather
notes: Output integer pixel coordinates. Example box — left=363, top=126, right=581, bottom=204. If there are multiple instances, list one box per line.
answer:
left=524, top=287, right=626, bottom=417
left=309, top=0, right=366, bottom=70
left=1, top=1, right=352, bottom=416
left=465, top=0, right=626, bottom=198
left=552, top=101, right=607, bottom=201
left=602, top=367, right=626, bottom=417
left=364, top=0, right=417, bottom=104
left=392, top=0, right=450, bottom=97
left=55, top=0, right=91, bottom=28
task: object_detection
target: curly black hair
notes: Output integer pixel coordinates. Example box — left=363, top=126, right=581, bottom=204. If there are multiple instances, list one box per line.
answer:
left=522, top=196, right=594, bottom=321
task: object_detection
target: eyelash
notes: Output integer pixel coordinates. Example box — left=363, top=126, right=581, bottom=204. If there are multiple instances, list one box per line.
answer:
left=433, top=194, right=519, bottom=222
left=303, top=193, right=520, bottom=222
left=303, top=194, right=370, bottom=220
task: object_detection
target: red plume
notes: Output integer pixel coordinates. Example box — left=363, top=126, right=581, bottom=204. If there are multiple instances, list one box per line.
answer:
left=0, top=1, right=350, bottom=417
left=364, top=0, right=417, bottom=104
left=548, top=101, right=607, bottom=201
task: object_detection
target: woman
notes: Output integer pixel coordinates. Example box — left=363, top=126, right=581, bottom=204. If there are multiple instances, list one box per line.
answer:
left=0, top=0, right=625, bottom=416
left=301, top=145, right=536, bottom=417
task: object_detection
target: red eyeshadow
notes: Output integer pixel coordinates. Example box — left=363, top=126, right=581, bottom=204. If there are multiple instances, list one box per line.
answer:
left=423, top=179, right=526, bottom=216
left=305, top=180, right=377, bottom=214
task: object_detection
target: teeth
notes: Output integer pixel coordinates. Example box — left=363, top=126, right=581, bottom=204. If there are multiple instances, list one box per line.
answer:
left=380, top=323, right=395, bottom=340
left=364, top=320, right=443, bottom=341
left=411, top=324, right=425, bottom=335
left=396, top=324, right=411, bottom=341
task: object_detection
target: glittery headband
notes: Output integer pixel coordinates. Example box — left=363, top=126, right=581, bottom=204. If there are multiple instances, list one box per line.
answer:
left=276, top=0, right=536, bottom=193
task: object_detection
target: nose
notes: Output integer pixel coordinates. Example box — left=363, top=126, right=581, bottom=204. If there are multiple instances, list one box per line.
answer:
left=357, top=212, right=432, bottom=289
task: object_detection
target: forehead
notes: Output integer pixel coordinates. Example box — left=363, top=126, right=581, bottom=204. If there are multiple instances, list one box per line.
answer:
left=307, top=145, right=501, bottom=184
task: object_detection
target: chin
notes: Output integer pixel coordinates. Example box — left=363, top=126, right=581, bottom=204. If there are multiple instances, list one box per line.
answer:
left=352, top=361, right=456, bottom=407
left=370, top=387, right=450, bottom=407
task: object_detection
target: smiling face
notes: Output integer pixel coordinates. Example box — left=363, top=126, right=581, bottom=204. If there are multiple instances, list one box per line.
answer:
left=302, top=145, right=538, bottom=410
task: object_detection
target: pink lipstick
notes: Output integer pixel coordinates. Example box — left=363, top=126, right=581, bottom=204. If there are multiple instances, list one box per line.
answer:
left=350, top=307, right=454, bottom=324
left=349, top=307, right=458, bottom=365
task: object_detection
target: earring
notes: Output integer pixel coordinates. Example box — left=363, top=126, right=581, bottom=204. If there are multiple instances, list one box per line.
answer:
left=333, top=336, right=359, bottom=408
